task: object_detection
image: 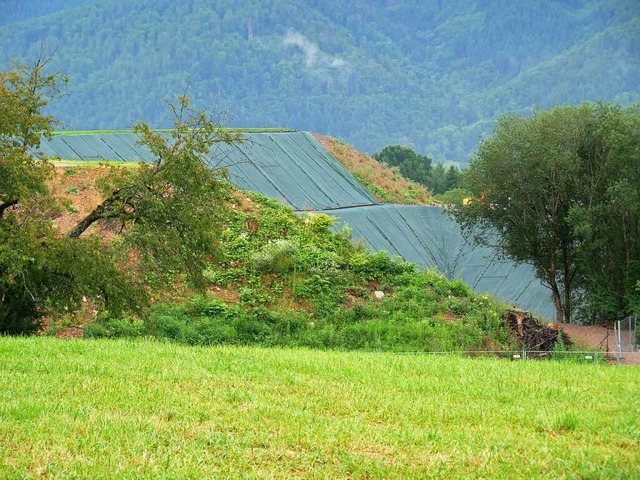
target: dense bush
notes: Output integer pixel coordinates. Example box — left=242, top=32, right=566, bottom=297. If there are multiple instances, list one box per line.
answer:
left=250, top=239, right=298, bottom=274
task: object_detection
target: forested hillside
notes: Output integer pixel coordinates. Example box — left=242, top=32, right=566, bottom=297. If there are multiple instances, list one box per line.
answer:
left=1, top=0, right=638, bottom=162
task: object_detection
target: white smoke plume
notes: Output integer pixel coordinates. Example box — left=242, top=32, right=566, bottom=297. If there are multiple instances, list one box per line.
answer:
left=283, top=31, right=320, bottom=67
left=282, top=31, right=348, bottom=71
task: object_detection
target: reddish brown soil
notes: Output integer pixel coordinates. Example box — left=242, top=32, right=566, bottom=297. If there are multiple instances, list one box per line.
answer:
left=49, top=165, right=120, bottom=240
left=559, top=322, right=639, bottom=365
left=49, top=166, right=103, bottom=228
left=558, top=323, right=611, bottom=351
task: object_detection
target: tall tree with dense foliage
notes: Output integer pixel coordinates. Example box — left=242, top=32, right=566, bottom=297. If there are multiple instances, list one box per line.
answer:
left=567, top=105, right=640, bottom=321
left=454, top=103, right=640, bottom=324
left=0, top=60, right=240, bottom=333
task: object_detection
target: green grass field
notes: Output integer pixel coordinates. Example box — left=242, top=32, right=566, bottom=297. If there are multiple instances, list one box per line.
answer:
left=1, top=337, right=638, bottom=479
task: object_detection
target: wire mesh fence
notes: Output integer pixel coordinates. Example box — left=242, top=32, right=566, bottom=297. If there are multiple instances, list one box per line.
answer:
left=396, top=350, right=608, bottom=363
left=614, top=315, right=639, bottom=364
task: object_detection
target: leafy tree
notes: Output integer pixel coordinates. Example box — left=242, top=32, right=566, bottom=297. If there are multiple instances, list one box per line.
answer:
left=0, top=56, right=61, bottom=214
left=427, top=162, right=447, bottom=195
left=0, top=58, right=142, bottom=333
left=566, top=105, right=640, bottom=322
left=427, top=162, right=462, bottom=195
left=68, top=96, right=242, bottom=290
left=372, top=144, right=462, bottom=195
left=454, top=103, right=640, bottom=324
left=434, top=187, right=470, bottom=206
left=444, top=165, right=462, bottom=192
left=373, top=144, right=432, bottom=186
left=0, top=60, right=241, bottom=333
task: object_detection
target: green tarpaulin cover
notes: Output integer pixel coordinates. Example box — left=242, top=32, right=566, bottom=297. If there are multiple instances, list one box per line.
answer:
left=41, top=131, right=554, bottom=318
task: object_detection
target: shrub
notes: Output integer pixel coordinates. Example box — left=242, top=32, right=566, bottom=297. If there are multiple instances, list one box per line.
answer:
left=84, top=312, right=145, bottom=339
left=202, top=266, right=249, bottom=287
left=144, top=300, right=239, bottom=346
left=350, top=251, right=415, bottom=282
left=294, top=247, right=339, bottom=273
left=250, top=239, right=298, bottom=274
left=187, top=296, right=233, bottom=318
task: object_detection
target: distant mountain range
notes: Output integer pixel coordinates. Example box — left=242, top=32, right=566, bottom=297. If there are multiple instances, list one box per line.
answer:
left=1, top=0, right=638, bottom=163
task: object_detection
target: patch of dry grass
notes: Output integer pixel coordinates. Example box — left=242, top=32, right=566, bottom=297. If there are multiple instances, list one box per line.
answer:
left=313, top=134, right=434, bottom=205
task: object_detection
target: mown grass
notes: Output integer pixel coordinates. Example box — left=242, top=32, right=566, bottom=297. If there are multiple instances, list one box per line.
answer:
left=1, top=337, right=638, bottom=479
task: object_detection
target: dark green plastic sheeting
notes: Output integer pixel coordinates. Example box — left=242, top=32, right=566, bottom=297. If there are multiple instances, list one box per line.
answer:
left=39, top=131, right=376, bottom=210
left=331, top=205, right=554, bottom=319
left=41, top=131, right=554, bottom=318
left=215, top=132, right=376, bottom=210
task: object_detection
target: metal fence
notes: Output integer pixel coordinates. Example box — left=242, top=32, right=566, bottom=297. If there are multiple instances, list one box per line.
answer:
left=614, top=315, right=639, bottom=364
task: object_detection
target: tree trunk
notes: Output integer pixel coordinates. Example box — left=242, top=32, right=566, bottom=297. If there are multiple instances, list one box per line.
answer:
left=562, top=241, right=573, bottom=323
left=68, top=192, right=121, bottom=238
left=551, top=284, right=563, bottom=324
left=547, top=259, right=564, bottom=323
left=562, top=278, right=572, bottom=323
left=547, top=270, right=563, bottom=323
left=68, top=210, right=103, bottom=238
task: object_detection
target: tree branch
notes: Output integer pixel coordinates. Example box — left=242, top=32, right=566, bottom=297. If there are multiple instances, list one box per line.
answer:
left=68, top=191, right=123, bottom=238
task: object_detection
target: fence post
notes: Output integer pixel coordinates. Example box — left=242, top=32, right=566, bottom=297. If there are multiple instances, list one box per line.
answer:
left=615, top=320, right=622, bottom=364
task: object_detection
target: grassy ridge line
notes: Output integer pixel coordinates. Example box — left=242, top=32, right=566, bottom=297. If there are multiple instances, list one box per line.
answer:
left=50, top=159, right=140, bottom=167
left=53, top=127, right=297, bottom=135
left=1, top=337, right=638, bottom=478
left=313, top=134, right=434, bottom=205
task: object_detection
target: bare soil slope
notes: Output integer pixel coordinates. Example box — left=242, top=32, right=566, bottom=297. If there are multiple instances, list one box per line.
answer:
left=558, top=323, right=611, bottom=351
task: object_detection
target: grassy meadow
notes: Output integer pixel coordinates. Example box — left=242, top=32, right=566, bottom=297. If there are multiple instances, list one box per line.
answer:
left=1, top=337, right=638, bottom=479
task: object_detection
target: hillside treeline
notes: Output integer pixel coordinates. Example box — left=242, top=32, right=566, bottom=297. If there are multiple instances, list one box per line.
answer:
left=0, top=0, right=638, bottom=162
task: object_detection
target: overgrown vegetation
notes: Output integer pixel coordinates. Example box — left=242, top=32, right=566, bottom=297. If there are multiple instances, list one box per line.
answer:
left=0, top=59, right=522, bottom=351
left=85, top=190, right=516, bottom=352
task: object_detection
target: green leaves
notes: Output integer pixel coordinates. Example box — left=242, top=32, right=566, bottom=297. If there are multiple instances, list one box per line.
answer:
left=0, top=58, right=63, bottom=215
left=454, top=102, right=640, bottom=323
left=373, top=144, right=433, bottom=189
left=70, top=96, right=244, bottom=291
left=1, top=60, right=243, bottom=333
left=0, top=219, right=145, bottom=333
